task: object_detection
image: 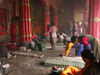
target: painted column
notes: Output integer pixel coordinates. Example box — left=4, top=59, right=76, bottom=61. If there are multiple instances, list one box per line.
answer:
left=43, top=5, right=50, bottom=42
left=53, top=11, right=58, bottom=32
left=84, top=0, right=89, bottom=34
left=19, top=0, right=32, bottom=42
left=12, top=0, right=17, bottom=17
left=88, top=0, right=100, bottom=38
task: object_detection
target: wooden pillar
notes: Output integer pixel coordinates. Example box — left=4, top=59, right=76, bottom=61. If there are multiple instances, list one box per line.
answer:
left=53, top=11, right=58, bottom=32
left=43, top=5, right=50, bottom=42
left=88, top=0, right=100, bottom=38
left=19, top=0, right=32, bottom=42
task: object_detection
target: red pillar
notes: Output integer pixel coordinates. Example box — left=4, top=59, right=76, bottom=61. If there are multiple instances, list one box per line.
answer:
left=12, top=0, right=17, bottom=17
left=43, top=5, right=50, bottom=41
left=19, top=0, right=32, bottom=42
left=53, top=11, right=58, bottom=32
left=88, top=0, right=100, bottom=38
left=84, top=0, right=89, bottom=34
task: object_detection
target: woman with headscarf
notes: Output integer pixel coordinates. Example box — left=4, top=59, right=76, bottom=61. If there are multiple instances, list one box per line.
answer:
left=71, top=34, right=100, bottom=60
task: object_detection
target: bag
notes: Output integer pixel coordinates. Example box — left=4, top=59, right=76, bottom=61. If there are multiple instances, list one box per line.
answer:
left=31, top=41, right=35, bottom=49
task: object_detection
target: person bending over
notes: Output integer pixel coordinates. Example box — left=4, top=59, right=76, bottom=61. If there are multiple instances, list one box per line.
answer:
left=61, top=40, right=83, bottom=57
left=71, top=36, right=91, bottom=50
left=60, top=40, right=74, bottom=57
left=71, top=34, right=100, bottom=60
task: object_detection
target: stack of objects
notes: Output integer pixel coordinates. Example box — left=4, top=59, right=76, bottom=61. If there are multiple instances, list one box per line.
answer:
left=11, top=52, right=44, bottom=58
left=35, top=42, right=47, bottom=51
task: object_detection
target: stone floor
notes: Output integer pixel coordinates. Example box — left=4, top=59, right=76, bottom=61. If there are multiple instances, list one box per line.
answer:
left=0, top=43, right=84, bottom=75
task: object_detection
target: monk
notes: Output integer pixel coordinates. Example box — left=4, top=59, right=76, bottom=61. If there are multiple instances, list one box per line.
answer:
left=10, top=20, right=18, bottom=43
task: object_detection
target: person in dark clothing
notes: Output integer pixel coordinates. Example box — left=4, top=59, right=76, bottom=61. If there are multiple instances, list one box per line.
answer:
left=72, top=21, right=77, bottom=36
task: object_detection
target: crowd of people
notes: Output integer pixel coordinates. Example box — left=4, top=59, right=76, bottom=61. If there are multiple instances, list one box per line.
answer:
left=48, top=21, right=100, bottom=75
left=0, top=20, right=100, bottom=75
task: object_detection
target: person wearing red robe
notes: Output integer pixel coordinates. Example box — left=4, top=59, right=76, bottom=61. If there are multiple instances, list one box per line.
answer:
left=10, top=20, right=18, bottom=43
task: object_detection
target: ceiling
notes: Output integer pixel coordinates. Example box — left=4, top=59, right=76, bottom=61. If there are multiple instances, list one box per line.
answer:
left=63, top=0, right=86, bottom=3
left=63, top=0, right=86, bottom=8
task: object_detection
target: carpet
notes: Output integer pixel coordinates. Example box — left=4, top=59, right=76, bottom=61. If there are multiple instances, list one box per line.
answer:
left=44, top=59, right=85, bottom=69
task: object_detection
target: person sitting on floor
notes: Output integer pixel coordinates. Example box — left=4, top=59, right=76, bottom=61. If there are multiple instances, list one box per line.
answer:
left=32, top=32, right=38, bottom=42
left=51, top=49, right=99, bottom=75
left=32, top=32, right=44, bottom=42
left=37, top=35, right=44, bottom=42
left=57, top=33, right=64, bottom=43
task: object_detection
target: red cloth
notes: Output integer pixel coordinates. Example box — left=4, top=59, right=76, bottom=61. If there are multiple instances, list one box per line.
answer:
left=33, top=35, right=37, bottom=39
left=11, top=23, right=16, bottom=31
left=49, top=27, right=53, bottom=32
left=10, top=23, right=17, bottom=42
left=78, top=37, right=90, bottom=46
left=3, top=43, right=19, bottom=51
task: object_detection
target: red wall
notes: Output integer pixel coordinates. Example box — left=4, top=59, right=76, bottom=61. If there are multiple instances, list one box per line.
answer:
left=73, top=1, right=84, bottom=21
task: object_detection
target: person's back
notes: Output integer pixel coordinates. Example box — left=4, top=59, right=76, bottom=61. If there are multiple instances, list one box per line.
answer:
left=51, top=26, right=57, bottom=33
left=80, top=34, right=100, bottom=60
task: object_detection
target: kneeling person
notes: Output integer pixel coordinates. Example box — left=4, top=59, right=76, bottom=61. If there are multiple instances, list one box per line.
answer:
left=61, top=40, right=83, bottom=57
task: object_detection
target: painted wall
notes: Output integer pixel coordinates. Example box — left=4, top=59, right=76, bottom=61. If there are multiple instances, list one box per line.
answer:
left=73, top=1, right=85, bottom=34
left=0, top=1, right=12, bottom=39
left=58, top=3, right=74, bottom=34
left=30, top=0, right=43, bottom=36
left=73, top=1, right=84, bottom=22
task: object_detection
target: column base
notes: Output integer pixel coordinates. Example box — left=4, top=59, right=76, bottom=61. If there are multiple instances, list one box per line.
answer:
left=19, top=42, right=31, bottom=49
left=44, top=36, right=50, bottom=42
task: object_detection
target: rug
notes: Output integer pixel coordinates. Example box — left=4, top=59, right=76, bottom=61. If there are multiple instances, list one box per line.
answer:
left=67, top=54, right=81, bottom=57
left=11, top=52, right=44, bottom=58
left=44, top=59, right=85, bottom=69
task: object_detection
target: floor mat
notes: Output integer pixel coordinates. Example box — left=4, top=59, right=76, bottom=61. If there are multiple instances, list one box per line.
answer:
left=11, top=52, right=44, bottom=58
left=67, top=54, right=81, bottom=57
left=44, top=59, right=85, bottom=69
